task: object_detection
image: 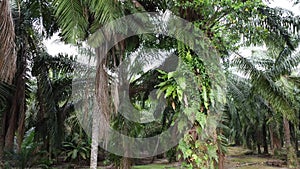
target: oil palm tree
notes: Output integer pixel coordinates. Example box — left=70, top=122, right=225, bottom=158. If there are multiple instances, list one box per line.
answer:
left=0, top=0, right=17, bottom=156
left=232, top=47, right=300, bottom=168
left=53, top=0, right=150, bottom=168
left=53, top=0, right=300, bottom=168
left=226, top=71, right=278, bottom=154
left=31, top=52, right=75, bottom=158
left=0, top=0, right=58, bottom=160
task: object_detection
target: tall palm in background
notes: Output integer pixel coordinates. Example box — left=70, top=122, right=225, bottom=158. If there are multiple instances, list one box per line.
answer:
left=231, top=47, right=300, bottom=168
left=1, top=0, right=300, bottom=168
left=53, top=0, right=143, bottom=168
left=0, top=0, right=58, bottom=160
left=53, top=0, right=300, bottom=168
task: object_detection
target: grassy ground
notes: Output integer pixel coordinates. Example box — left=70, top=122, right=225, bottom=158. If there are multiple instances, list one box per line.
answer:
left=54, top=146, right=294, bottom=168
left=132, top=146, right=290, bottom=169
left=224, top=146, right=288, bottom=169
left=132, top=164, right=177, bottom=169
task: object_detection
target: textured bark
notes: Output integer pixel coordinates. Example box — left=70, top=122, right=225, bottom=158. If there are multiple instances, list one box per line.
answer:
left=0, top=129, right=3, bottom=159
left=218, top=141, right=225, bottom=169
left=0, top=105, right=7, bottom=159
left=283, top=117, right=298, bottom=169
left=0, top=0, right=16, bottom=83
left=90, top=47, right=110, bottom=169
left=269, top=123, right=281, bottom=154
left=4, top=106, right=17, bottom=151
left=90, top=116, right=99, bottom=169
left=218, top=152, right=225, bottom=169
left=256, top=128, right=262, bottom=154
left=257, top=143, right=261, bottom=154
left=0, top=0, right=17, bottom=154
left=217, top=128, right=225, bottom=169
left=120, top=157, right=132, bottom=169
left=262, top=117, right=268, bottom=154
left=15, top=50, right=26, bottom=152
left=119, top=122, right=132, bottom=169
left=4, top=46, right=27, bottom=152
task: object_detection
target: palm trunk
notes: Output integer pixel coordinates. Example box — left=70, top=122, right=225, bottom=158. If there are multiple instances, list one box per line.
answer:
left=218, top=140, right=225, bottom=169
left=0, top=0, right=17, bottom=160
left=120, top=157, right=132, bottom=169
left=217, top=128, right=225, bottom=169
left=256, top=124, right=262, bottom=154
left=0, top=0, right=17, bottom=84
left=15, top=47, right=27, bottom=153
left=0, top=105, right=7, bottom=159
left=0, top=127, right=3, bottom=160
left=90, top=114, right=99, bottom=169
left=5, top=65, right=26, bottom=152
left=262, top=117, right=268, bottom=154
left=90, top=47, right=110, bottom=169
left=119, top=123, right=132, bottom=169
left=4, top=107, right=17, bottom=151
left=283, top=117, right=298, bottom=168
left=269, top=122, right=281, bottom=155
left=257, top=143, right=261, bottom=154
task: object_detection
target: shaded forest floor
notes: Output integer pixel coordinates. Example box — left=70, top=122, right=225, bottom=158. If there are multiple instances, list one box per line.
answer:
left=223, top=146, right=289, bottom=169
left=132, top=146, right=292, bottom=169
left=52, top=146, right=297, bottom=168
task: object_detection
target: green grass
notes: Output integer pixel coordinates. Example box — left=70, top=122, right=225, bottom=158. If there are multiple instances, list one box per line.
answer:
left=230, top=156, right=267, bottom=163
left=132, top=164, right=177, bottom=169
left=227, top=146, right=254, bottom=156
left=238, top=166, right=284, bottom=169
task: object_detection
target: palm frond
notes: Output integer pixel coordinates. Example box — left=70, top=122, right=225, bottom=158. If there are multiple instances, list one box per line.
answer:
left=232, top=54, right=295, bottom=119
left=254, top=74, right=293, bottom=116
left=27, top=0, right=59, bottom=38
left=233, top=5, right=300, bottom=49
left=232, top=54, right=261, bottom=81
left=88, top=0, right=122, bottom=32
left=227, top=74, right=251, bottom=105
left=271, top=48, right=300, bottom=78
left=286, top=76, right=300, bottom=88
left=0, top=0, right=16, bottom=83
left=0, top=81, right=14, bottom=112
left=256, top=6, right=300, bottom=50
left=53, top=0, right=89, bottom=43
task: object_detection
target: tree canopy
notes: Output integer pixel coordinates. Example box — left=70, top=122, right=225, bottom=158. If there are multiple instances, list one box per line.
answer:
left=1, top=0, right=300, bottom=169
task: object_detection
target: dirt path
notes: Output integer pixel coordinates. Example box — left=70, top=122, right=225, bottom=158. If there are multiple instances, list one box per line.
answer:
left=224, top=147, right=288, bottom=169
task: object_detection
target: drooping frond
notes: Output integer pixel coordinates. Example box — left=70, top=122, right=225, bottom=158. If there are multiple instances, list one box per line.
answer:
left=271, top=48, right=300, bottom=78
left=286, top=76, right=300, bottom=88
left=27, top=0, right=59, bottom=38
left=32, top=52, right=76, bottom=149
left=256, top=6, right=300, bottom=50
left=232, top=54, right=295, bottom=119
left=88, top=0, right=122, bottom=32
left=232, top=54, right=261, bottom=80
left=0, top=0, right=16, bottom=83
left=54, top=0, right=123, bottom=43
left=230, top=5, right=300, bottom=49
left=0, top=81, right=14, bottom=112
left=227, top=73, right=251, bottom=106
left=53, top=0, right=89, bottom=43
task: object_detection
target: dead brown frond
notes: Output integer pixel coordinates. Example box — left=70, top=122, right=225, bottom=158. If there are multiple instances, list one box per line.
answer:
left=0, top=0, right=16, bottom=84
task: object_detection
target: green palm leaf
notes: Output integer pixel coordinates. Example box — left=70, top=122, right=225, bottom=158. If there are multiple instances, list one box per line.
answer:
left=271, top=48, right=300, bottom=78
left=54, top=0, right=89, bottom=43
left=232, top=51, right=297, bottom=120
